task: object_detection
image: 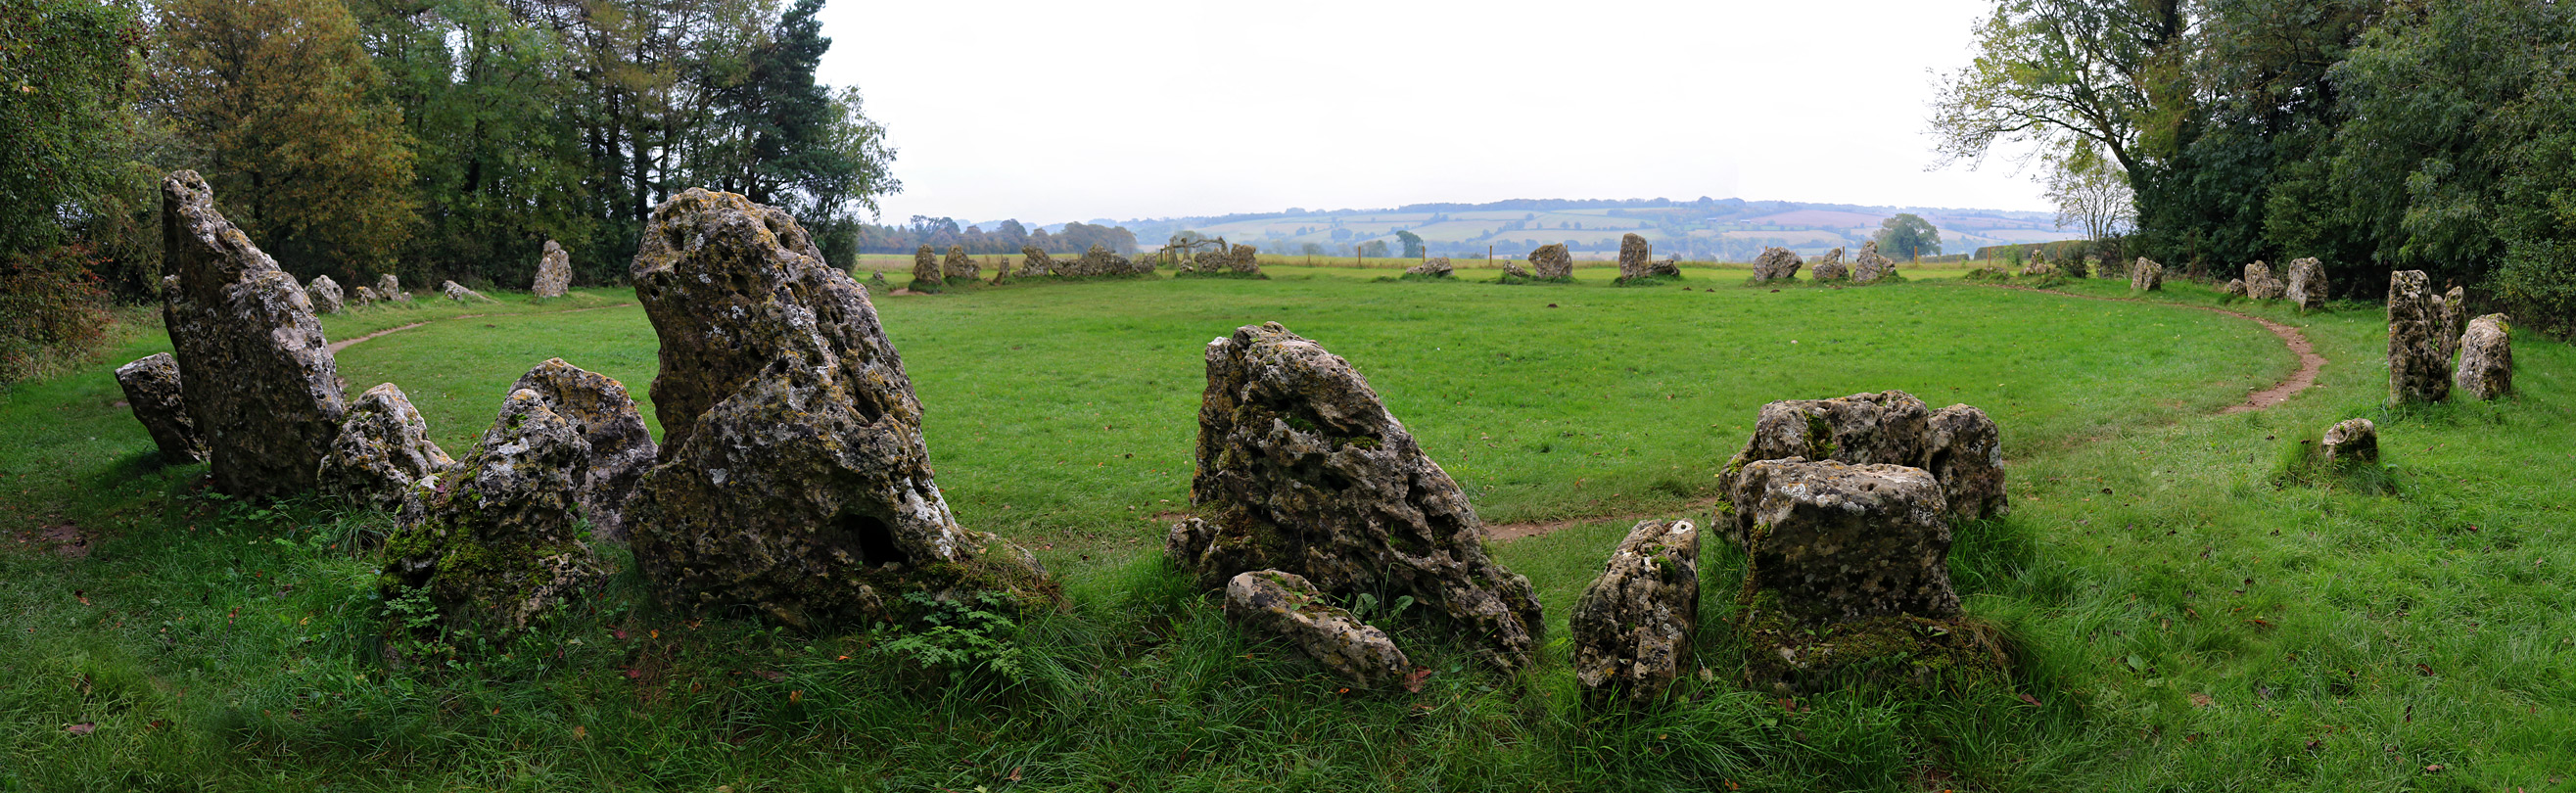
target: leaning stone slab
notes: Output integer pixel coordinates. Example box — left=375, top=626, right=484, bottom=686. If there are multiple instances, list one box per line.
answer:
left=159, top=170, right=347, bottom=497
left=2320, top=418, right=2376, bottom=465
left=2284, top=257, right=2327, bottom=310
left=2245, top=261, right=2284, bottom=301
left=2130, top=257, right=2164, bottom=291
left=532, top=240, right=572, bottom=299
left=2455, top=313, right=2511, bottom=400
left=1752, top=247, right=1802, bottom=282
left=942, top=245, right=978, bottom=281
left=115, top=352, right=205, bottom=463
left=1528, top=243, right=1573, bottom=280
left=1571, top=519, right=1700, bottom=707
left=316, top=383, right=452, bottom=513
left=307, top=275, right=345, bottom=314
left=511, top=358, right=657, bottom=541
left=1225, top=570, right=1412, bottom=686
left=1166, top=322, right=1543, bottom=671
left=381, top=389, right=604, bottom=635
left=627, top=188, right=1052, bottom=628
left=1020, top=245, right=1054, bottom=276
left=441, top=280, right=494, bottom=303
left=2387, top=270, right=2449, bottom=405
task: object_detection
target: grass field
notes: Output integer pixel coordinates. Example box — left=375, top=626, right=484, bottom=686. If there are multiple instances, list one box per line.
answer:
left=3, top=263, right=2569, bottom=791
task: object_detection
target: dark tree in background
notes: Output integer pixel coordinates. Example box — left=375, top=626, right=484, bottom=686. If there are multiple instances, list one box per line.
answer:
left=1395, top=229, right=1425, bottom=258
left=1874, top=213, right=1942, bottom=259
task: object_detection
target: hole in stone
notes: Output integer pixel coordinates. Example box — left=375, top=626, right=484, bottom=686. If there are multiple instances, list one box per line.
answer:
left=826, top=511, right=906, bottom=568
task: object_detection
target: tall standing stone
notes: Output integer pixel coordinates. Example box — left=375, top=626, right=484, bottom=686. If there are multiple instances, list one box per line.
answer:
left=159, top=170, right=346, bottom=497
left=2437, top=286, right=2467, bottom=363
left=1571, top=519, right=1701, bottom=706
left=1166, top=322, right=1544, bottom=671
left=626, top=188, right=1051, bottom=628
left=1852, top=241, right=1897, bottom=284
left=2284, top=257, right=2328, bottom=309
left=1528, top=243, right=1573, bottom=280
left=381, top=389, right=604, bottom=634
left=1020, top=245, right=1054, bottom=276
left=533, top=240, right=572, bottom=299
left=511, top=358, right=657, bottom=540
left=2454, top=313, right=2512, bottom=400
left=910, top=245, right=941, bottom=291
left=2387, top=270, right=2450, bottom=405
left=1616, top=233, right=1653, bottom=281
left=316, top=383, right=452, bottom=513
left=114, top=352, right=205, bottom=463
left=1229, top=243, right=1261, bottom=275
left=1752, top=247, right=1803, bottom=282
left=2244, top=261, right=2284, bottom=301
left=2130, top=257, right=2164, bottom=291
left=942, top=245, right=978, bottom=281
left=307, top=275, right=345, bottom=313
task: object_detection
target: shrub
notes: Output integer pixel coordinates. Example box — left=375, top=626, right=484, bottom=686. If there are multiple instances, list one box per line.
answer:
left=0, top=244, right=115, bottom=387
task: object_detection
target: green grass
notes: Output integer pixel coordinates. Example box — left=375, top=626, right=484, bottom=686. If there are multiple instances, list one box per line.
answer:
left=2, top=267, right=2569, bottom=791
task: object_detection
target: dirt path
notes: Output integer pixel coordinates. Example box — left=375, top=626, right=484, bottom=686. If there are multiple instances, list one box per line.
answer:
left=328, top=303, right=635, bottom=353
left=1480, top=284, right=2329, bottom=542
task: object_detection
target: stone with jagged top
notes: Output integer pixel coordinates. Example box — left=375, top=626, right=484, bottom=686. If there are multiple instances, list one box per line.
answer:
left=317, top=383, right=451, bottom=513
left=2130, top=257, right=2164, bottom=291
left=1225, top=570, right=1412, bottom=686
left=1571, top=519, right=1701, bottom=706
left=2244, top=261, right=2284, bottom=301
left=382, top=389, right=602, bottom=635
left=2387, top=270, right=2448, bottom=405
left=2284, top=257, right=2327, bottom=309
left=307, top=275, right=345, bottom=313
left=511, top=358, right=656, bottom=540
left=1753, top=247, right=1802, bottom=282
left=533, top=240, right=572, bottom=299
left=159, top=170, right=346, bottom=496
left=1528, top=243, right=1573, bottom=280
left=2320, top=418, right=2376, bottom=464
left=2454, top=313, right=2511, bottom=400
left=115, top=352, right=204, bottom=463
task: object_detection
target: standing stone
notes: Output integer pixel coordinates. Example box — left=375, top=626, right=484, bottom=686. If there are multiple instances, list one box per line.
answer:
left=1852, top=241, right=1897, bottom=284
left=2319, top=418, right=2377, bottom=465
left=441, top=280, right=492, bottom=303
left=381, top=388, right=604, bottom=634
left=375, top=273, right=407, bottom=302
left=2224, top=278, right=2247, bottom=298
left=1528, top=243, right=1573, bottom=280
left=1732, top=458, right=1957, bottom=622
left=1924, top=404, right=2009, bottom=520
left=1752, top=247, right=1803, bottom=282
left=2130, top=257, right=2164, bottom=291
left=114, top=352, right=205, bottom=463
left=159, top=170, right=346, bottom=497
left=1229, top=244, right=1261, bottom=274
left=942, top=244, right=978, bottom=281
left=2387, top=270, right=2450, bottom=405
left=533, top=240, right=572, bottom=299
left=2284, top=257, right=2328, bottom=309
left=1020, top=245, right=1054, bottom=276
left=1719, top=391, right=2007, bottom=526
left=1810, top=247, right=1849, bottom=281
left=511, top=358, right=657, bottom=540
left=2454, top=313, right=2512, bottom=400
left=307, top=275, right=345, bottom=313
left=627, top=188, right=1051, bottom=628
left=2437, top=286, right=2467, bottom=363
left=352, top=286, right=380, bottom=306
left=1571, top=519, right=1701, bottom=707
left=909, top=245, right=942, bottom=292
left=1166, top=322, right=1544, bottom=671
left=1616, top=233, right=1653, bottom=281
left=2245, top=261, right=2285, bottom=301
left=1224, top=570, right=1413, bottom=686
left=316, top=383, right=452, bottom=513
left=1405, top=257, right=1453, bottom=277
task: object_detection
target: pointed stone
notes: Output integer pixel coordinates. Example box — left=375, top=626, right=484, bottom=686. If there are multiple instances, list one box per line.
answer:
left=2387, top=270, right=2449, bottom=405
left=159, top=170, right=346, bottom=497
left=114, top=352, right=205, bottom=463
left=1753, top=247, right=1803, bottom=282
left=2130, top=257, right=2164, bottom=291
left=1571, top=519, right=1701, bottom=707
left=2244, top=260, right=2284, bottom=301
left=2455, top=313, right=2512, bottom=400
left=509, top=358, right=656, bottom=541
left=2284, top=257, right=2328, bottom=309
left=533, top=240, right=571, bottom=299
left=317, top=383, right=452, bottom=512
left=306, top=275, right=344, bottom=313
left=1527, top=243, right=1573, bottom=280
left=382, top=389, right=604, bottom=634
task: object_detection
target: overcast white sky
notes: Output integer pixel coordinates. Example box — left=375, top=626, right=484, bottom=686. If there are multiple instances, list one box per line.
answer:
left=812, top=0, right=2042, bottom=226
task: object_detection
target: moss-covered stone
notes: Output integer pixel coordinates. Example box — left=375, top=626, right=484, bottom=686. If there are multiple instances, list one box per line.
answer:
left=381, top=389, right=602, bottom=636
left=509, top=358, right=655, bottom=541
left=317, top=383, right=452, bottom=513
left=1571, top=519, right=1700, bottom=707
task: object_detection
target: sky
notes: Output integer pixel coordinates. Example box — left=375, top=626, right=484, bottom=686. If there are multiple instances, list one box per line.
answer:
left=811, top=0, right=2044, bottom=226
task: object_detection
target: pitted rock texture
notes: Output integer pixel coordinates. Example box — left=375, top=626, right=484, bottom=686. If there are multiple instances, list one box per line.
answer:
left=1020, top=246, right=1054, bottom=276
left=1616, top=233, right=1653, bottom=281
left=1165, top=322, right=1543, bottom=670
left=511, top=358, right=657, bottom=540
left=2020, top=261, right=2056, bottom=278
left=911, top=245, right=940, bottom=288
left=1719, top=391, right=2006, bottom=527
left=1069, top=244, right=1145, bottom=276
left=159, top=169, right=347, bottom=497
left=1528, top=244, right=1573, bottom=280
left=317, top=383, right=452, bottom=513
left=2224, top=278, right=2247, bottom=298
left=1230, top=244, right=1261, bottom=274
left=1406, top=257, right=1453, bottom=277
left=942, top=245, right=978, bottom=281
left=376, top=273, right=407, bottom=302
left=307, top=275, right=345, bottom=313
left=533, top=240, right=571, bottom=299
left=1731, top=458, right=1958, bottom=624
left=382, top=389, right=604, bottom=634
left=2320, top=418, right=2377, bottom=465
left=441, top=280, right=492, bottom=303
left=1501, top=260, right=1533, bottom=279
left=1852, top=241, right=1897, bottom=284
left=627, top=188, right=1050, bottom=628
left=2130, top=257, right=2164, bottom=291
left=1753, top=247, right=1802, bottom=282
left=2245, top=261, right=2284, bottom=301
left=115, top=352, right=205, bottom=463
left=1810, top=248, right=1850, bottom=281
left=2455, top=313, right=2511, bottom=400
left=353, top=286, right=380, bottom=306
left=2387, top=270, right=2450, bottom=405
left=1224, top=570, right=1412, bottom=686
left=1571, top=519, right=1700, bottom=706
left=1650, top=256, right=1680, bottom=278
left=2437, top=286, right=2467, bottom=363
left=1924, top=404, right=2009, bottom=520
left=2284, top=257, right=2327, bottom=309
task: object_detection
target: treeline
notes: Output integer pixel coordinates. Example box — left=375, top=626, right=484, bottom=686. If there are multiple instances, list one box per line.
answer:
left=2, top=0, right=899, bottom=303
left=855, top=217, right=1138, bottom=256
left=1940, top=0, right=2576, bottom=332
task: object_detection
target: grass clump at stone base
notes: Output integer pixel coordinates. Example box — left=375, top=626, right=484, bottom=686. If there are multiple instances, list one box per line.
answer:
left=1172, top=269, right=1268, bottom=280
left=1495, top=272, right=1573, bottom=285
left=1613, top=272, right=1684, bottom=288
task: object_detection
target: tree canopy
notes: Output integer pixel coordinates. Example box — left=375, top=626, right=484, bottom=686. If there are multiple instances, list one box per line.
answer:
left=1874, top=214, right=1942, bottom=259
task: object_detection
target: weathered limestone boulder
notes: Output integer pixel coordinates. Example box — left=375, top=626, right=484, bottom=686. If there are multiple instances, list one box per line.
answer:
left=2224, top=278, right=2247, bottom=298
left=1616, top=233, right=1653, bottom=281
left=942, top=244, right=978, bottom=281
left=316, top=383, right=452, bottom=512
left=1166, top=322, right=1543, bottom=670
left=2019, top=260, right=2056, bottom=278
left=2437, top=286, right=2467, bottom=362
left=1571, top=519, right=1700, bottom=706
left=1074, top=243, right=1142, bottom=276
left=990, top=253, right=1013, bottom=283
left=1501, top=260, right=1533, bottom=279
left=532, top=240, right=572, bottom=299
left=1528, top=243, right=1573, bottom=280
left=1810, top=248, right=1850, bottom=281
left=1224, top=570, right=1412, bottom=686
left=440, top=280, right=493, bottom=303
left=2284, top=257, right=2327, bottom=309
left=1852, top=241, right=1897, bottom=284
left=2130, top=257, right=2164, bottom=291
left=1719, top=391, right=2008, bottom=526
left=866, top=270, right=890, bottom=291
left=2319, top=418, right=2377, bottom=465
left=1650, top=256, right=1681, bottom=277
left=627, top=188, right=1051, bottom=628
left=909, top=245, right=941, bottom=292
left=2245, top=260, right=2284, bottom=301
left=1752, top=247, right=1802, bottom=282
left=2387, top=270, right=2450, bottom=405
left=375, top=273, right=407, bottom=302
left=1924, top=404, right=2009, bottom=520
left=114, top=352, right=205, bottom=463
left=352, top=286, right=380, bottom=306
left=159, top=170, right=347, bottom=497
left=307, top=275, right=345, bottom=313
left=1230, top=244, right=1261, bottom=274
left=1405, top=257, right=1453, bottom=277
left=1020, top=245, right=1054, bottom=276
left=2455, top=313, right=2512, bottom=400
left=382, top=389, right=604, bottom=634
left=510, top=358, right=656, bottom=540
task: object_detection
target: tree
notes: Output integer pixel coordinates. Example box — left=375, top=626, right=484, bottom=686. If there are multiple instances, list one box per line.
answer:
left=1358, top=240, right=1389, bottom=258
left=1394, top=229, right=1425, bottom=258
left=0, top=0, right=144, bottom=257
left=158, top=0, right=417, bottom=277
left=2044, top=144, right=2133, bottom=243
left=1874, top=214, right=1943, bottom=259
left=1928, top=0, right=2186, bottom=180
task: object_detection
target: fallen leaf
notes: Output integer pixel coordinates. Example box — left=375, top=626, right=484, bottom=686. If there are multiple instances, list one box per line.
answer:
left=2017, top=693, right=2043, bottom=708
left=572, top=724, right=586, bottom=740
left=788, top=690, right=803, bottom=704
left=1400, top=667, right=1434, bottom=693
left=63, top=723, right=95, bottom=735
left=1007, top=767, right=1024, bottom=782
left=2188, top=692, right=2214, bottom=708
left=2424, top=764, right=2444, bottom=772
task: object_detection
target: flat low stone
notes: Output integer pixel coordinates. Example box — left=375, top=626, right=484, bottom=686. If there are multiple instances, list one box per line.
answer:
left=1720, top=390, right=1929, bottom=519
left=1166, top=322, right=1543, bottom=670
left=159, top=170, right=346, bottom=496
left=1811, top=248, right=1850, bottom=281
left=2130, top=257, right=2164, bottom=291
left=1528, top=244, right=1573, bottom=280
left=2284, top=257, right=2328, bottom=310
left=115, top=352, right=205, bottom=463
left=2224, top=278, right=2246, bottom=298
left=1752, top=247, right=1802, bottom=282
left=510, top=358, right=657, bottom=540
left=1731, top=458, right=1958, bottom=623
left=1406, top=257, right=1453, bottom=277
left=441, top=280, right=493, bottom=303
left=353, top=286, right=380, bottom=306
left=382, top=389, right=603, bottom=635
left=307, top=275, right=345, bottom=314
left=1571, top=519, right=1700, bottom=707
left=2455, top=313, right=2511, bottom=400
left=533, top=240, right=572, bottom=299
left=2387, top=270, right=2449, bottom=405
left=1225, top=570, right=1412, bottom=686
left=2320, top=418, right=2376, bottom=465
left=317, top=383, right=452, bottom=513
